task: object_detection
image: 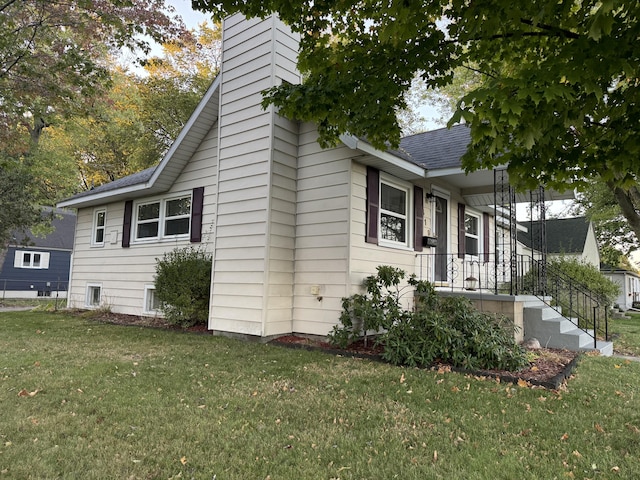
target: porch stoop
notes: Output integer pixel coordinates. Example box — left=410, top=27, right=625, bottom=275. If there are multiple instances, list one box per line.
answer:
left=523, top=304, right=613, bottom=356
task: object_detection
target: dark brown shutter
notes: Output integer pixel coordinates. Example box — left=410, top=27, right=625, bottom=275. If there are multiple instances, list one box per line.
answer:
left=457, top=203, right=466, bottom=258
left=122, top=200, right=133, bottom=248
left=190, top=186, right=204, bottom=243
left=483, top=212, right=490, bottom=262
left=366, top=167, right=379, bottom=244
left=414, top=186, right=423, bottom=252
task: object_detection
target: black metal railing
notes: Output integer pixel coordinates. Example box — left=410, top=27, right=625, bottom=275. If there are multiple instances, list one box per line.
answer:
left=518, top=256, right=608, bottom=348
left=416, top=253, right=609, bottom=348
left=416, top=253, right=514, bottom=294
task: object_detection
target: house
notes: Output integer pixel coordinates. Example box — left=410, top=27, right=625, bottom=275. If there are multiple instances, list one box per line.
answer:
left=601, top=265, right=640, bottom=311
left=518, top=217, right=601, bottom=267
left=0, top=207, right=76, bottom=299
left=59, top=14, right=611, bottom=354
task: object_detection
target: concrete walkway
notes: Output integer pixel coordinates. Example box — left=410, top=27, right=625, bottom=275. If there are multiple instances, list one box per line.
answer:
left=612, top=353, right=640, bottom=363
left=0, top=306, right=35, bottom=312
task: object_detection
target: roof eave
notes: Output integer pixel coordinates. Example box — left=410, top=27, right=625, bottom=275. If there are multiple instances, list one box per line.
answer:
left=340, top=134, right=426, bottom=181
left=57, top=76, right=222, bottom=210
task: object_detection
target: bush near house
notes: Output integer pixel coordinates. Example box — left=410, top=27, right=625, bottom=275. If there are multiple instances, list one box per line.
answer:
left=329, top=266, right=528, bottom=371
left=154, top=246, right=212, bottom=327
left=547, top=257, right=620, bottom=304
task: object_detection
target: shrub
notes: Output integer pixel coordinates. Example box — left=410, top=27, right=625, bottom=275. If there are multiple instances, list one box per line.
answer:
left=329, top=266, right=529, bottom=371
left=154, top=246, right=212, bottom=327
left=520, top=256, right=620, bottom=304
left=547, top=257, right=620, bottom=304
left=327, top=266, right=414, bottom=348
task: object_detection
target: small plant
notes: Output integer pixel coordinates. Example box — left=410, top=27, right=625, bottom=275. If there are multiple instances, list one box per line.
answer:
left=329, top=265, right=529, bottom=371
left=327, top=266, right=414, bottom=348
left=154, top=246, right=212, bottom=328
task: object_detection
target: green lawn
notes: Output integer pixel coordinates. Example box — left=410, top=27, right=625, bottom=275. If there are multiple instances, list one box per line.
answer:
left=610, top=312, right=640, bottom=357
left=1, top=311, right=640, bottom=479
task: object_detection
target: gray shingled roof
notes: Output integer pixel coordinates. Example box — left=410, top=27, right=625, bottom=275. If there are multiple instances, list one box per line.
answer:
left=63, top=167, right=156, bottom=202
left=395, top=124, right=470, bottom=170
left=59, top=117, right=469, bottom=208
left=518, top=217, right=591, bottom=254
left=11, top=207, right=77, bottom=250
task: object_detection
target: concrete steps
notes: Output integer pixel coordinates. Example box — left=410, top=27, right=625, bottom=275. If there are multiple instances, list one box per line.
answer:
left=523, top=305, right=613, bottom=357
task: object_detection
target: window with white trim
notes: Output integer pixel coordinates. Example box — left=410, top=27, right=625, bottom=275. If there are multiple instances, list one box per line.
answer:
left=86, top=284, right=102, bottom=308
left=134, top=194, right=191, bottom=241
left=92, top=209, right=106, bottom=246
left=13, top=251, right=50, bottom=269
left=143, top=285, right=162, bottom=315
left=464, top=213, right=480, bottom=256
left=379, top=178, right=411, bottom=247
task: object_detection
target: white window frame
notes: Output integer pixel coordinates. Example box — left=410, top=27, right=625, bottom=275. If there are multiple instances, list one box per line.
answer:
left=143, top=285, right=162, bottom=315
left=14, top=250, right=50, bottom=269
left=464, top=211, right=481, bottom=258
left=378, top=175, right=413, bottom=249
left=133, top=193, right=191, bottom=243
left=92, top=209, right=106, bottom=247
left=85, top=283, right=102, bottom=308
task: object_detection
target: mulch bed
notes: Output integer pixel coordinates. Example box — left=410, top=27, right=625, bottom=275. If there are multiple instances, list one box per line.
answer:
left=78, top=311, right=580, bottom=390
left=270, top=335, right=581, bottom=390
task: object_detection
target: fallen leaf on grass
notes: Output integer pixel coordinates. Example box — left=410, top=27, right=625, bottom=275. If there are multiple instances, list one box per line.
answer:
left=625, top=423, right=640, bottom=434
left=432, top=450, right=438, bottom=463
left=18, top=389, right=38, bottom=397
left=595, top=423, right=605, bottom=433
left=517, top=378, right=530, bottom=388
left=560, top=433, right=569, bottom=441
left=400, top=373, right=405, bottom=384
left=180, top=456, right=187, bottom=465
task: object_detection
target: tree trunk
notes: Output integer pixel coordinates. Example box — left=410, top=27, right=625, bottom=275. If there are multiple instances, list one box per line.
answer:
left=609, top=181, right=640, bottom=246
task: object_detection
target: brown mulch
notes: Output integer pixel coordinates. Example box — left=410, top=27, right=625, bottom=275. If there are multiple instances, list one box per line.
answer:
left=77, top=311, right=580, bottom=389
left=271, top=335, right=580, bottom=390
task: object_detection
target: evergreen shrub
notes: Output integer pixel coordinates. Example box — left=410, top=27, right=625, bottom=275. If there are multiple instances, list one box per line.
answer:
left=328, top=265, right=528, bottom=371
left=154, top=246, right=212, bottom=327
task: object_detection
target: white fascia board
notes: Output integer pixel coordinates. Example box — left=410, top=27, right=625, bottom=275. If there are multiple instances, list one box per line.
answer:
left=148, top=76, right=221, bottom=186
left=425, top=166, right=466, bottom=178
left=57, top=76, right=222, bottom=210
left=339, top=134, right=426, bottom=178
left=57, top=183, right=154, bottom=209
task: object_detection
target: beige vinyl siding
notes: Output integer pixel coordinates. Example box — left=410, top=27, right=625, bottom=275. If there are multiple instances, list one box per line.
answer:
left=348, top=162, right=417, bottom=296
left=209, top=14, right=300, bottom=337
left=66, top=127, right=218, bottom=315
left=291, top=122, right=352, bottom=336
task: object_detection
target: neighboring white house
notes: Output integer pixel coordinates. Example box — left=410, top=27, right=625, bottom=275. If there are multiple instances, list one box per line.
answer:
left=601, top=266, right=640, bottom=311
left=58, top=14, right=573, bottom=339
left=518, top=217, right=601, bottom=267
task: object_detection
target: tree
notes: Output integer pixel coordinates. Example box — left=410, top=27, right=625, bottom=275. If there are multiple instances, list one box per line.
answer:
left=574, top=181, right=639, bottom=259
left=193, top=0, right=640, bottom=243
left=0, top=160, right=42, bottom=269
left=1, top=0, right=191, bottom=155
left=29, top=22, right=222, bottom=196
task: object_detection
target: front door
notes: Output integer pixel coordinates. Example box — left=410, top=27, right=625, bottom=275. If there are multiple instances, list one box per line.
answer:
left=434, top=196, right=448, bottom=282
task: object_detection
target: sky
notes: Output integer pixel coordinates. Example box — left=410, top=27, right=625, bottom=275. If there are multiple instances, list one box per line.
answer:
left=168, top=0, right=211, bottom=29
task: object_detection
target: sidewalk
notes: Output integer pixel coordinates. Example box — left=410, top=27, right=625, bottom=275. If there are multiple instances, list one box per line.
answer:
left=0, top=306, right=35, bottom=312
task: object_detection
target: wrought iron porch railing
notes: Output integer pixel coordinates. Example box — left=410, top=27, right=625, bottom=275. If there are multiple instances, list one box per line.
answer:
left=519, top=257, right=609, bottom=348
left=415, top=253, right=609, bottom=348
left=415, top=253, right=514, bottom=294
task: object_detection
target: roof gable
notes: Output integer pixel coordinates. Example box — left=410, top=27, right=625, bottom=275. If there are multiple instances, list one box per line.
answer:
left=518, top=217, right=591, bottom=254
left=10, top=207, right=76, bottom=250
left=58, top=76, right=221, bottom=209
